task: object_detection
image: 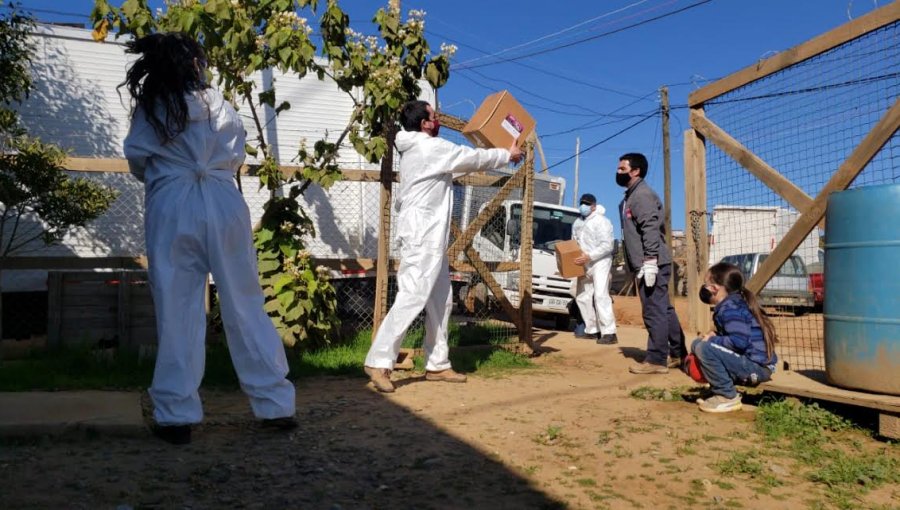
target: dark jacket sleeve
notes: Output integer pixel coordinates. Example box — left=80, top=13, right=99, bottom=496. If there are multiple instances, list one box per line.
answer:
left=629, top=187, right=663, bottom=261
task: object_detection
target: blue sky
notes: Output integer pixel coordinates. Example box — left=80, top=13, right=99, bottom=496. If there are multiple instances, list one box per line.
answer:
left=11, top=0, right=888, bottom=234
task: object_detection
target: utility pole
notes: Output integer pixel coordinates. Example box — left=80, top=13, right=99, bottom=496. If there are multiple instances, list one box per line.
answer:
left=660, top=86, right=674, bottom=297
left=572, top=137, right=580, bottom=207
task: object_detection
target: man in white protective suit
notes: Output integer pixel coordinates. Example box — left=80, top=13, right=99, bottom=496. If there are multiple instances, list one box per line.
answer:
left=572, top=193, right=618, bottom=345
left=122, top=33, right=295, bottom=445
left=363, top=100, right=524, bottom=393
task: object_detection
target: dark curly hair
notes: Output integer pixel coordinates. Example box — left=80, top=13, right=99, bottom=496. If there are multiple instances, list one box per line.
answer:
left=120, top=32, right=209, bottom=143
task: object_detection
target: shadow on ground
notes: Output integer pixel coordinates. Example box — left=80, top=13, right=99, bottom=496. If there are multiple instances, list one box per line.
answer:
left=0, top=378, right=566, bottom=510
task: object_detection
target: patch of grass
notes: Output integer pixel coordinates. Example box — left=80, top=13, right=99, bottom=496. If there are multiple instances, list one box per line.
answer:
left=629, top=385, right=689, bottom=401
left=575, top=478, right=597, bottom=487
left=808, top=450, right=900, bottom=489
left=755, top=398, right=853, bottom=444
left=676, top=444, right=697, bottom=456
left=534, top=425, right=564, bottom=446
left=714, top=480, right=736, bottom=490
left=715, top=449, right=765, bottom=479
left=1, top=324, right=535, bottom=391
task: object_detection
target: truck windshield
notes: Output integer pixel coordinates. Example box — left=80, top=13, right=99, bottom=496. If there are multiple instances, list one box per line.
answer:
left=510, top=204, right=580, bottom=249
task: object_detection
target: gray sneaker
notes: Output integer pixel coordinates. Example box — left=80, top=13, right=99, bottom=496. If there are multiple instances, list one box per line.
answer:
left=628, top=362, right=669, bottom=374
left=698, top=394, right=742, bottom=413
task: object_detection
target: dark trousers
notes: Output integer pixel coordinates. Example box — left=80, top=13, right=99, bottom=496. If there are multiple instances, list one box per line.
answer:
left=636, top=263, right=685, bottom=365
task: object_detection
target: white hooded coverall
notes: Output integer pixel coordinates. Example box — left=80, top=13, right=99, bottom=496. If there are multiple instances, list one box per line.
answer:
left=364, top=130, right=510, bottom=371
left=124, top=89, right=295, bottom=425
left=571, top=205, right=617, bottom=336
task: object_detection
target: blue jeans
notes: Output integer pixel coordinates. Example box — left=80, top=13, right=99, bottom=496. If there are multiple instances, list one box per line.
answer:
left=691, top=339, right=772, bottom=399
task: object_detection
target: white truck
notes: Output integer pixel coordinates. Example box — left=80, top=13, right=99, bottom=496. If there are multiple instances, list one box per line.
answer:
left=466, top=198, right=581, bottom=329
left=707, top=205, right=821, bottom=268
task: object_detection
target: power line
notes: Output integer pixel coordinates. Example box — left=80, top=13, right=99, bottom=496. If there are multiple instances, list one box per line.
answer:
left=7, top=5, right=90, bottom=19
left=542, top=90, right=660, bottom=138
left=454, top=0, right=715, bottom=71
left=453, top=0, right=652, bottom=68
left=545, top=111, right=659, bottom=172
left=429, top=28, right=652, bottom=102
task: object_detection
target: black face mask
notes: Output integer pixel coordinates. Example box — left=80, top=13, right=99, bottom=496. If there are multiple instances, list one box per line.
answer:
left=699, top=285, right=714, bottom=305
left=616, top=173, right=632, bottom=187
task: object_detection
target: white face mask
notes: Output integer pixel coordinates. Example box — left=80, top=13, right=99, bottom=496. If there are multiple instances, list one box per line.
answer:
left=579, top=204, right=592, bottom=217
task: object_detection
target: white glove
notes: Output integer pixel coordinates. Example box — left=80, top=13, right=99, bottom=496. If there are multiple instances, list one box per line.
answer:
left=638, top=259, right=658, bottom=287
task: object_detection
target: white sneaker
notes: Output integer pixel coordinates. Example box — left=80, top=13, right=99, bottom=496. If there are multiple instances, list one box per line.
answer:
left=698, top=394, right=742, bottom=413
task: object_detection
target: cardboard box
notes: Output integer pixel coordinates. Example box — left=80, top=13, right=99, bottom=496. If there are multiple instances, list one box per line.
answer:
left=554, top=239, right=585, bottom=279
left=462, top=90, right=536, bottom=149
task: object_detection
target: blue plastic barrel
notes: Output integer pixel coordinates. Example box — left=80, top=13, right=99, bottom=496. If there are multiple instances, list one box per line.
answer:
left=824, top=183, right=900, bottom=395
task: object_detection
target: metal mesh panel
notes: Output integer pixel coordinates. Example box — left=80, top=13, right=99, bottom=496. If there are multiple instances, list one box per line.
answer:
left=702, top=20, right=900, bottom=371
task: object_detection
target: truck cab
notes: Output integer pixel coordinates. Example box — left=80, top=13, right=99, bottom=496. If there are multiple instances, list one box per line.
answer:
left=464, top=200, right=581, bottom=329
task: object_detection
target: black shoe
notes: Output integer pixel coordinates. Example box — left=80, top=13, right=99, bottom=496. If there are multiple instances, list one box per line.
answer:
left=261, top=416, right=299, bottom=431
left=574, top=333, right=595, bottom=340
left=596, top=333, right=618, bottom=345
left=151, top=424, right=191, bottom=445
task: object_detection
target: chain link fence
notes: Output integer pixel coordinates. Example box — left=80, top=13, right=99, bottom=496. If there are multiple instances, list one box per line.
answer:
left=694, top=17, right=899, bottom=371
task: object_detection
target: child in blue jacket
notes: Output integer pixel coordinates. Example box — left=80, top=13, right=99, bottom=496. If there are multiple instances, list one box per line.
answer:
left=692, top=262, right=778, bottom=413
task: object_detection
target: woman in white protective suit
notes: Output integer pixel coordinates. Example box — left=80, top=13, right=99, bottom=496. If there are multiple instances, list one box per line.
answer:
left=572, top=193, right=618, bottom=345
left=122, top=33, right=296, bottom=444
left=363, top=100, right=524, bottom=393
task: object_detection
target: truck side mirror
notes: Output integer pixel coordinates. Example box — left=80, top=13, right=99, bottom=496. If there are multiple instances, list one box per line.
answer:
left=507, top=219, right=520, bottom=247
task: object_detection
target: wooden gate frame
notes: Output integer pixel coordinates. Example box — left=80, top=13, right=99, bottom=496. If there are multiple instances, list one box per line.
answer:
left=683, top=2, right=900, bottom=335
left=372, top=112, right=537, bottom=351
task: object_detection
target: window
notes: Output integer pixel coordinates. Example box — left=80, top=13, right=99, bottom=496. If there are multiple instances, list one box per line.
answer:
left=758, top=254, right=806, bottom=276
left=480, top=207, right=506, bottom=249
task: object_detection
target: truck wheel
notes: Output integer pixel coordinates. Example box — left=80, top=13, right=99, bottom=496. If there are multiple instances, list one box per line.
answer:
left=554, top=314, right=571, bottom=331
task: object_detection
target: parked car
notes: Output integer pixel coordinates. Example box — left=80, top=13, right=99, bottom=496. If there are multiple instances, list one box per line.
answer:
left=806, top=261, right=824, bottom=311
left=719, top=253, right=814, bottom=315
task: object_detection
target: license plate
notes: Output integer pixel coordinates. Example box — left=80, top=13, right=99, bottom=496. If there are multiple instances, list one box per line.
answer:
left=547, top=298, right=568, bottom=307
left=775, top=297, right=794, bottom=304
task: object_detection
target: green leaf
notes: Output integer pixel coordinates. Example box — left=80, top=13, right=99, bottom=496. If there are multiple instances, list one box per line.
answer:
left=258, top=259, right=280, bottom=273
left=258, top=88, right=276, bottom=108
left=273, top=274, right=294, bottom=293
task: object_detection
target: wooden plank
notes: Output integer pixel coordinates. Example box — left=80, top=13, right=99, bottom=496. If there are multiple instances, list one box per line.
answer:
left=449, top=261, right=519, bottom=273
left=879, top=413, right=900, bottom=440
left=437, top=112, right=468, bottom=132
left=63, top=157, right=403, bottom=185
left=64, top=157, right=129, bottom=172
left=372, top=129, right=397, bottom=335
left=690, top=112, right=822, bottom=228
left=517, top=143, right=535, bottom=352
left=453, top=174, right=511, bottom=187
left=689, top=2, right=900, bottom=106
left=446, top=170, right=524, bottom=263
left=747, top=98, right=900, bottom=294
left=0, top=256, right=148, bottom=270
left=683, top=119, right=712, bottom=335
left=450, top=224, right=522, bottom=333
left=760, top=370, right=900, bottom=414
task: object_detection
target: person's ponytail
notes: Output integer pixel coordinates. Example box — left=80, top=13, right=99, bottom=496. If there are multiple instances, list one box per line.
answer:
left=740, top=286, right=778, bottom=359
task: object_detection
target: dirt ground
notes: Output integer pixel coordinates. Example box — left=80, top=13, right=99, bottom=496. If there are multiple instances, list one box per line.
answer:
left=2, top=298, right=895, bottom=510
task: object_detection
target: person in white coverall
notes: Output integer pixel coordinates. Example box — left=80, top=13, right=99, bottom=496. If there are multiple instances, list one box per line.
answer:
left=363, top=100, right=524, bottom=393
left=572, top=193, right=618, bottom=345
left=122, top=33, right=296, bottom=444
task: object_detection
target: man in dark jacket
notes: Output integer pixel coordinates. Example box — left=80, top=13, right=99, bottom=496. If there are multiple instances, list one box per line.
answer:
left=617, top=153, right=686, bottom=374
